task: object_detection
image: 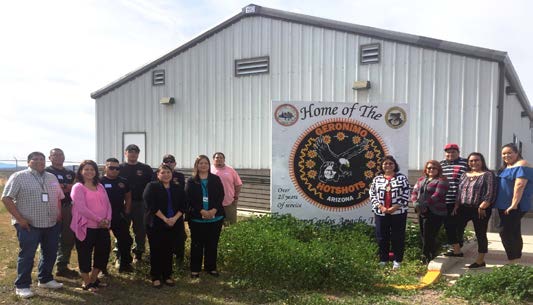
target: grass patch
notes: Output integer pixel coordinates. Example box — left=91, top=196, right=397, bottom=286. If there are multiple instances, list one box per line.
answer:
left=445, top=264, right=533, bottom=304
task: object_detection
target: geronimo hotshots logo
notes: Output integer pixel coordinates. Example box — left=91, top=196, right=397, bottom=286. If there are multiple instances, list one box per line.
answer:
left=289, top=118, right=388, bottom=211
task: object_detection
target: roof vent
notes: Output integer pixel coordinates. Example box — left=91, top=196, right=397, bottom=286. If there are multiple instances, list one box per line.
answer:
left=152, top=70, right=165, bottom=86
left=360, top=43, right=381, bottom=64
left=235, top=56, right=269, bottom=77
left=244, top=5, right=256, bottom=13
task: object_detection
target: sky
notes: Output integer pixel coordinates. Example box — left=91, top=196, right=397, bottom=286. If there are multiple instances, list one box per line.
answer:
left=1, top=0, right=531, bottom=165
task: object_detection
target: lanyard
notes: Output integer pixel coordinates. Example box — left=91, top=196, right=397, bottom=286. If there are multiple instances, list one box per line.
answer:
left=31, top=172, right=47, bottom=193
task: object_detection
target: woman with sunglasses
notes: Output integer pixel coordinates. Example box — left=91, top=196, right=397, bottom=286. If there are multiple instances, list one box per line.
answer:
left=452, top=152, right=497, bottom=268
left=411, top=160, right=449, bottom=263
left=495, top=143, right=533, bottom=263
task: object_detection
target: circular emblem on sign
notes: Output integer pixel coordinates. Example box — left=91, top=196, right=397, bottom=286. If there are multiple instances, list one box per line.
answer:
left=385, top=106, right=407, bottom=129
left=274, top=104, right=299, bottom=126
left=289, top=118, right=388, bottom=211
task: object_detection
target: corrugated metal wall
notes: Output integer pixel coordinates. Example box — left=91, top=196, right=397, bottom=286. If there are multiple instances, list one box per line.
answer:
left=96, top=16, right=502, bottom=169
left=502, top=78, right=533, bottom=161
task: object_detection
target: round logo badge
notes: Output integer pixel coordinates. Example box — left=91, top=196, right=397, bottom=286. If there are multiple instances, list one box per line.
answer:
left=385, top=106, right=407, bottom=129
left=118, top=182, right=126, bottom=189
left=289, top=118, right=388, bottom=211
left=274, top=104, right=299, bottom=126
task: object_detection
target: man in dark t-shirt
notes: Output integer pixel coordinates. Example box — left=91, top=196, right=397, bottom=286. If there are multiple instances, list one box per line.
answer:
left=119, top=144, right=152, bottom=262
left=102, top=158, right=134, bottom=272
left=46, top=148, right=78, bottom=278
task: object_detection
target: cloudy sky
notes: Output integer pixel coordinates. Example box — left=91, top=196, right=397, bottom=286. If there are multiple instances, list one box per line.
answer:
left=1, top=0, right=531, bottom=164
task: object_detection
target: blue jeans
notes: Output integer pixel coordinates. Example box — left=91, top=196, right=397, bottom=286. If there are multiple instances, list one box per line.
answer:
left=15, top=223, right=60, bottom=288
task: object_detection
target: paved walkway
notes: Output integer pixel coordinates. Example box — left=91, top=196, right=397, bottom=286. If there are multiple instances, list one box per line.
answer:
left=437, top=214, right=533, bottom=280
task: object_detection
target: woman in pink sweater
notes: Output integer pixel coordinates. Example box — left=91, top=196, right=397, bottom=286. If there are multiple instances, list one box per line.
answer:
left=70, top=160, right=112, bottom=292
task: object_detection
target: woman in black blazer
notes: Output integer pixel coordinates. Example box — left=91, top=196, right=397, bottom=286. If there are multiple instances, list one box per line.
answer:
left=185, top=155, right=225, bottom=278
left=143, top=165, right=187, bottom=288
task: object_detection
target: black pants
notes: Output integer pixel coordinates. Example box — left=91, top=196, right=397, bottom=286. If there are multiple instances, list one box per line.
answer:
left=457, top=206, right=491, bottom=253
left=374, top=213, right=407, bottom=262
left=75, top=228, right=111, bottom=273
left=189, top=220, right=223, bottom=273
left=443, top=204, right=461, bottom=245
left=111, top=217, right=133, bottom=267
left=146, top=222, right=181, bottom=281
left=419, top=211, right=445, bottom=262
left=172, top=220, right=186, bottom=266
left=498, top=209, right=527, bottom=260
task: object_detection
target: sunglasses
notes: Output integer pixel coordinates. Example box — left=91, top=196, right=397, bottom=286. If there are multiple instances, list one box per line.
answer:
left=468, top=159, right=481, bottom=163
left=107, top=166, right=120, bottom=171
left=426, top=167, right=438, bottom=170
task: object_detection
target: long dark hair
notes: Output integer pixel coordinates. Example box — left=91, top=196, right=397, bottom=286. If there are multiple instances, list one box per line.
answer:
left=76, top=160, right=100, bottom=186
left=379, top=155, right=400, bottom=174
left=499, top=143, right=523, bottom=174
left=467, top=152, right=489, bottom=172
left=192, top=155, right=210, bottom=182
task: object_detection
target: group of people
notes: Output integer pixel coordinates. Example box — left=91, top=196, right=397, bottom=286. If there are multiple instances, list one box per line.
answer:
left=370, top=143, right=532, bottom=269
left=2, top=142, right=531, bottom=298
left=1, top=146, right=242, bottom=298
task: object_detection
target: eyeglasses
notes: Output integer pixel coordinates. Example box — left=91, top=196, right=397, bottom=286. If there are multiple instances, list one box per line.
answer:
left=426, top=167, right=438, bottom=170
left=107, top=166, right=120, bottom=171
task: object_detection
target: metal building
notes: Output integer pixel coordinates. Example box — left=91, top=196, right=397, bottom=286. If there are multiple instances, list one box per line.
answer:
left=91, top=4, right=532, bottom=174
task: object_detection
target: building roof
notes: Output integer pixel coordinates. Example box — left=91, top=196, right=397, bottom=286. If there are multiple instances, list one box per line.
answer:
left=90, top=3, right=531, bottom=119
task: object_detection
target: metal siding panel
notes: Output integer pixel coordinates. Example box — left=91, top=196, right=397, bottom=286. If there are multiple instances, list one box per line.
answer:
left=95, top=16, right=509, bottom=171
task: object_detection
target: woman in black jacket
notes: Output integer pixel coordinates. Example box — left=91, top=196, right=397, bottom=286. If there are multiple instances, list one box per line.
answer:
left=143, top=165, right=187, bottom=288
left=185, top=155, right=225, bottom=278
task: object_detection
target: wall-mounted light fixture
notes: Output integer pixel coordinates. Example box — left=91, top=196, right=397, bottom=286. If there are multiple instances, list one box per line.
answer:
left=505, top=86, right=517, bottom=95
left=159, top=97, right=175, bottom=104
left=353, top=81, right=371, bottom=90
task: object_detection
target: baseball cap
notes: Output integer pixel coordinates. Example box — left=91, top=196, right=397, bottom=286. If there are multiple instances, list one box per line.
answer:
left=162, top=154, right=176, bottom=163
left=444, top=143, right=460, bottom=151
left=125, top=144, right=140, bottom=152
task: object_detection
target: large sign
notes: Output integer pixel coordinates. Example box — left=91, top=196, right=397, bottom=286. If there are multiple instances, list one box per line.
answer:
left=271, top=102, right=409, bottom=225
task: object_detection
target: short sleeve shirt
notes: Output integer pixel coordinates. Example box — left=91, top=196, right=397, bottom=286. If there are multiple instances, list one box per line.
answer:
left=100, top=176, right=130, bottom=216
left=2, top=168, right=64, bottom=228
left=211, top=165, right=243, bottom=206
left=45, top=166, right=75, bottom=205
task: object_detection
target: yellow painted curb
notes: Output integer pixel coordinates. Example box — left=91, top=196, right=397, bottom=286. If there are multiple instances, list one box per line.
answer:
left=390, top=269, right=441, bottom=290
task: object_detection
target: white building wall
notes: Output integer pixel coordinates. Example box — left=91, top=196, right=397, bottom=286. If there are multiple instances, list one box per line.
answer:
left=96, top=16, right=502, bottom=170
left=502, top=78, right=533, bottom=161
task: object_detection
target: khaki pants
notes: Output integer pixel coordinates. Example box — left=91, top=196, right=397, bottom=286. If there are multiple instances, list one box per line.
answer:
left=223, top=201, right=238, bottom=225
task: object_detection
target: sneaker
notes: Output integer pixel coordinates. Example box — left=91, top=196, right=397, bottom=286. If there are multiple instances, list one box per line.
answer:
left=98, top=270, right=109, bottom=279
left=38, top=280, right=63, bottom=289
left=56, top=268, right=79, bottom=278
left=392, top=261, right=401, bottom=270
left=15, top=288, right=35, bottom=298
left=378, top=261, right=387, bottom=267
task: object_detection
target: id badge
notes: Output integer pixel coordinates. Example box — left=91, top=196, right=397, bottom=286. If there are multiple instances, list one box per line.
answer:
left=202, top=196, right=209, bottom=203
left=42, top=193, right=49, bottom=203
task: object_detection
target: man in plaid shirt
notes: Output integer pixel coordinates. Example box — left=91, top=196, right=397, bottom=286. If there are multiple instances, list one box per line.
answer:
left=2, top=152, right=65, bottom=299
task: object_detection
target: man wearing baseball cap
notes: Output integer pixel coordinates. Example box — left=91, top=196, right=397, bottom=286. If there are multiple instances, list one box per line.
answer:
left=440, top=143, right=468, bottom=256
left=119, top=144, right=153, bottom=263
